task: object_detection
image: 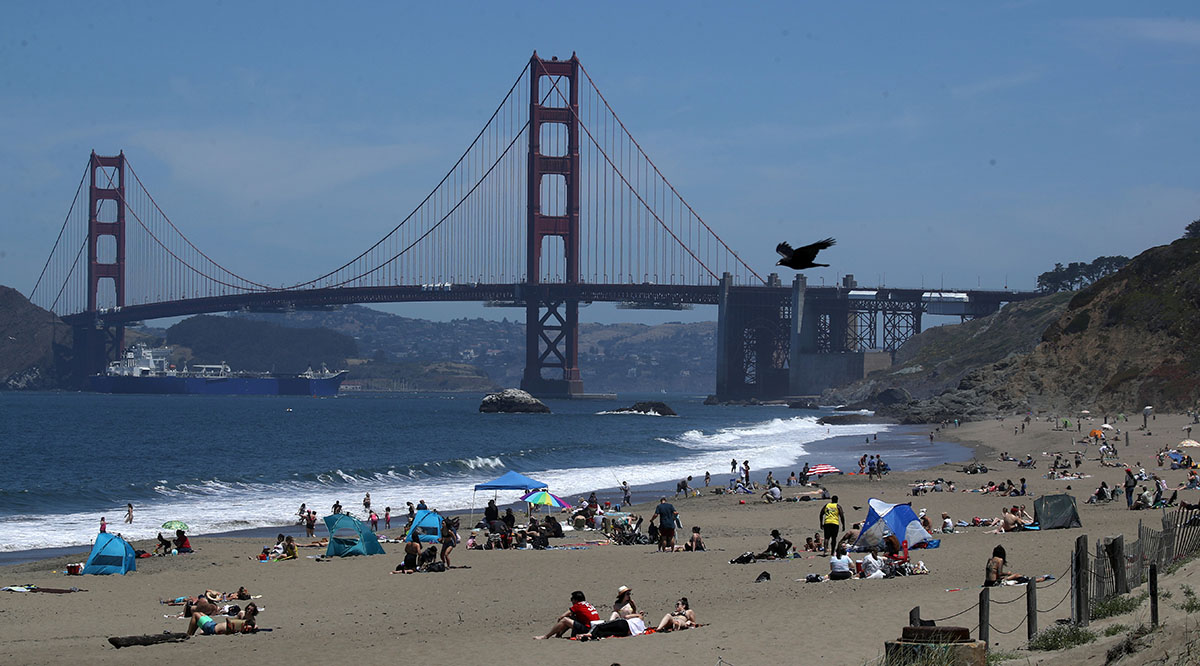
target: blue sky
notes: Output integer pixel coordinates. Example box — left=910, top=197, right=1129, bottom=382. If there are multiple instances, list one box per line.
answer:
left=3, top=2, right=1198, bottom=324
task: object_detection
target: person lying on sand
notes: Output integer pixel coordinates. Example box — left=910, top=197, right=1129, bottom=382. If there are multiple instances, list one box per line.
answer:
left=655, top=597, right=698, bottom=632
left=186, top=609, right=257, bottom=636
left=298, top=538, right=329, bottom=548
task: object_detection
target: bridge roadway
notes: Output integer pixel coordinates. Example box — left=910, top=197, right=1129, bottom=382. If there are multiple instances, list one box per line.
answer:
left=62, top=282, right=1041, bottom=327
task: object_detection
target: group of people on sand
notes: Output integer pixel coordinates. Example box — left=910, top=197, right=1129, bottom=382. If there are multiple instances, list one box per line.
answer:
left=392, top=515, right=460, bottom=573
left=255, top=534, right=298, bottom=561
left=151, top=530, right=192, bottom=556
left=162, top=588, right=261, bottom=636
left=535, top=586, right=698, bottom=640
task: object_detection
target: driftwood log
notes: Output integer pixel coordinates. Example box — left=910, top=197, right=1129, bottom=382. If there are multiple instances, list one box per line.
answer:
left=108, top=632, right=190, bottom=648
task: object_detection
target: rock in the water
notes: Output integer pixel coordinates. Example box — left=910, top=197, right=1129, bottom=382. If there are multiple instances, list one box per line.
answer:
left=788, top=400, right=820, bottom=410
left=611, top=401, right=677, bottom=416
left=479, top=388, right=551, bottom=414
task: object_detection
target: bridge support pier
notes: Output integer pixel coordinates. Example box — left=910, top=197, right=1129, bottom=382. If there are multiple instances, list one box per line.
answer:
left=520, top=290, right=584, bottom=398
left=715, top=273, right=790, bottom=401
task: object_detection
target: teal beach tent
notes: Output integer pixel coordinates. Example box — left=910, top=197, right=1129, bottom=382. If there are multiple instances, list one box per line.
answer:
left=82, top=532, right=137, bottom=575
left=323, top=514, right=385, bottom=557
left=405, top=509, right=445, bottom=543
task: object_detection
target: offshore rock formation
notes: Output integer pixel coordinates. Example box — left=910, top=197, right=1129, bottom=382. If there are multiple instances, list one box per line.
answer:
left=479, top=388, right=551, bottom=414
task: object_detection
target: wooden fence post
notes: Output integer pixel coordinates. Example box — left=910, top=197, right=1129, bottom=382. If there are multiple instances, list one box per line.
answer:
left=1074, top=535, right=1090, bottom=626
left=979, top=587, right=990, bottom=647
left=1108, top=535, right=1128, bottom=595
left=909, top=606, right=921, bottom=627
left=1026, top=580, right=1038, bottom=642
left=1150, top=563, right=1159, bottom=627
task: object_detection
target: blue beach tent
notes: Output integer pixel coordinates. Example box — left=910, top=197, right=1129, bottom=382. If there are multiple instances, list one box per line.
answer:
left=471, top=470, right=547, bottom=520
left=82, top=532, right=137, bottom=575
left=406, top=509, right=445, bottom=544
left=853, top=498, right=933, bottom=552
left=323, top=513, right=385, bottom=558
left=473, top=470, right=547, bottom=492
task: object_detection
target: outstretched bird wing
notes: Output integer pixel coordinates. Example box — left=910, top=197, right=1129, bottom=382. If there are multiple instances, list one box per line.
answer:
left=792, top=237, right=836, bottom=264
left=775, top=242, right=794, bottom=259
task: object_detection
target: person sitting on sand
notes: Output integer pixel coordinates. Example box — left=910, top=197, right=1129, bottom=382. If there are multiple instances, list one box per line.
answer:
left=608, top=585, right=642, bottom=621
left=1133, top=486, right=1154, bottom=510
left=812, top=533, right=824, bottom=553
left=174, top=530, right=192, bottom=553
left=827, top=545, right=854, bottom=580
left=837, top=523, right=861, bottom=552
left=271, top=536, right=297, bottom=561
left=761, top=483, right=782, bottom=503
left=859, top=547, right=885, bottom=579
left=391, top=532, right=422, bottom=574
left=803, top=536, right=817, bottom=552
left=535, top=590, right=601, bottom=639
left=757, top=529, right=793, bottom=559
left=655, top=597, right=698, bottom=632
left=1017, top=455, right=1035, bottom=468
left=154, top=532, right=173, bottom=556
left=983, top=508, right=1019, bottom=534
left=682, top=526, right=705, bottom=552
left=984, top=545, right=1037, bottom=587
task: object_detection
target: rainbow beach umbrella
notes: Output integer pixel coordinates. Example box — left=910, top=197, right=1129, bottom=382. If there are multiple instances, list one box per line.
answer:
left=519, top=490, right=572, bottom=509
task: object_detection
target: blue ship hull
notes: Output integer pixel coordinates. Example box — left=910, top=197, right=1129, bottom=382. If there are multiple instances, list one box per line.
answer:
left=89, top=374, right=344, bottom=397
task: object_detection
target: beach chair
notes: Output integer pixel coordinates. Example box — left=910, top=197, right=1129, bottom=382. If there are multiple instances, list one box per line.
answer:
left=887, top=540, right=909, bottom=565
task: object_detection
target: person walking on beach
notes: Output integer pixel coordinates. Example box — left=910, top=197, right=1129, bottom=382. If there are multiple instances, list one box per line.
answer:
left=385, top=507, right=391, bottom=530
left=1124, top=469, right=1138, bottom=509
left=363, top=493, right=371, bottom=513
left=305, top=511, right=317, bottom=538
left=818, top=496, right=845, bottom=555
left=124, top=503, right=133, bottom=524
left=731, top=458, right=738, bottom=475
left=704, top=471, right=711, bottom=487
left=100, top=516, right=107, bottom=533
left=742, top=460, right=751, bottom=487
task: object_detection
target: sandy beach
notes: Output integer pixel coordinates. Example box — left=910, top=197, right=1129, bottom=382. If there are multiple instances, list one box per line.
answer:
left=3, top=412, right=1198, bottom=665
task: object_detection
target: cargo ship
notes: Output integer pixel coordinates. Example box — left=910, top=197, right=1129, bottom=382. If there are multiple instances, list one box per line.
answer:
left=89, top=344, right=347, bottom=396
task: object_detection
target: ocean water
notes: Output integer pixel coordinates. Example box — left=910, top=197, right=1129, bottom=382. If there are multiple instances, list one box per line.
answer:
left=0, top=391, right=966, bottom=554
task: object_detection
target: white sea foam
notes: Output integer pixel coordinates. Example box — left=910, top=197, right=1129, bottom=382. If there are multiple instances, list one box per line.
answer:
left=0, top=416, right=889, bottom=553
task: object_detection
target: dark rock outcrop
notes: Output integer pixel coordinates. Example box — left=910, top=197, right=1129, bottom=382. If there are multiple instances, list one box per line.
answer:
left=479, top=388, right=551, bottom=413
left=788, top=400, right=820, bottom=410
left=0, top=286, right=74, bottom=390
left=610, top=401, right=677, bottom=416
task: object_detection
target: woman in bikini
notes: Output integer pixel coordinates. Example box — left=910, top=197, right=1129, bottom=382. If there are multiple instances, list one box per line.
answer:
left=655, top=597, right=698, bottom=632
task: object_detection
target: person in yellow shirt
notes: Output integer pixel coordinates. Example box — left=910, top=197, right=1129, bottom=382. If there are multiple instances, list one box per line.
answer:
left=818, top=495, right=846, bottom=556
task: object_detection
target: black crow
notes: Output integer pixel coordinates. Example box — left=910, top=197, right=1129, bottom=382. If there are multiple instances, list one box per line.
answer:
left=775, top=238, right=836, bottom=270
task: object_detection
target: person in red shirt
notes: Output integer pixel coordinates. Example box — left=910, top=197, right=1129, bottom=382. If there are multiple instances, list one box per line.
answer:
left=99, top=517, right=107, bottom=533
left=534, top=590, right=599, bottom=639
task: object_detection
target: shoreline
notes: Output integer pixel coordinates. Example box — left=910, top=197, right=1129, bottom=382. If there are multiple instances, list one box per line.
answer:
left=5, top=413, right=1197, bottom=664
left=0, top=421, right=966, bottom=567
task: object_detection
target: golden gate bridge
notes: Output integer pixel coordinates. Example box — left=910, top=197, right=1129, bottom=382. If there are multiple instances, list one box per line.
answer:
left=29, top=53, right=1037, bottom=400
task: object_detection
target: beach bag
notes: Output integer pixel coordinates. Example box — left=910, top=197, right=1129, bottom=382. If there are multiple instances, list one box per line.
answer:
left=425, top=562, right=446, bottom=573
left=805, top=574, right=823, bottom=583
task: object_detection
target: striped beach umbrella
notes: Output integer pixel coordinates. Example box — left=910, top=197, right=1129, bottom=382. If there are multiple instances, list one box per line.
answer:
left=808, top=464, right=841, bottom=475
left=519, top=490, right=572, bottom=509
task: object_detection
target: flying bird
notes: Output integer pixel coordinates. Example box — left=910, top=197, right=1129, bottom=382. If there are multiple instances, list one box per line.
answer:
left=775, top=237, right=836, bottom=270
